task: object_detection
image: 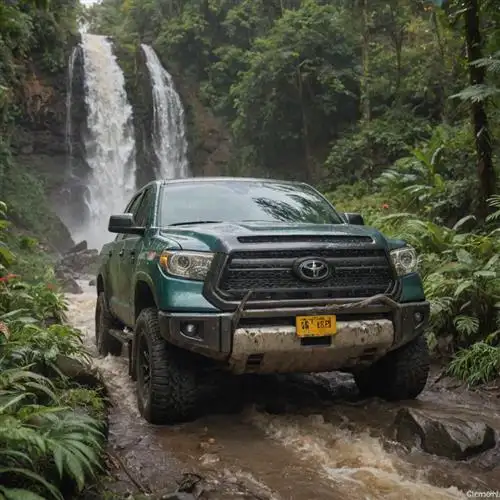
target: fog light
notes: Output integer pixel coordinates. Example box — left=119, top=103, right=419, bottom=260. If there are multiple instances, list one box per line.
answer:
left=181, top=322, right=201, bottom=338
left=414, top=312, right=423, bottom=324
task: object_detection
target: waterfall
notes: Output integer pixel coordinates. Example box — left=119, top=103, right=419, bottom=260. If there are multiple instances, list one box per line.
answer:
left=141, top=44, right=189, bottom=179
left=74, top=33, right=137, bottom=249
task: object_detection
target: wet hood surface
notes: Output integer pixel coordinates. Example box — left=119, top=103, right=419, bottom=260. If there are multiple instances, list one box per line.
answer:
left=158, top=221, right=389, bottom=253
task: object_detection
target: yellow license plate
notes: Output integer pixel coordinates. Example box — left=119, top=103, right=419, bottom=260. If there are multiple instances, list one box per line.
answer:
left=295, top=315, right=337, bottom=337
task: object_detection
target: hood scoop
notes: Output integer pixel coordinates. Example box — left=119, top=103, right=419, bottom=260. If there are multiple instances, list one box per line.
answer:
left=237, top=234, right=373, bottom=244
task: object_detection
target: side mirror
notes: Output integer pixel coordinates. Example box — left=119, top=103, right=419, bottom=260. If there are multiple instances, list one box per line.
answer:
left=341, top=212, right=365, bottom=225
left=108, top=214, right=145, bottom=235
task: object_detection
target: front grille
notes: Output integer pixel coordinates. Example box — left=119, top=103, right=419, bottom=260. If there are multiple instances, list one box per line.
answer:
left=217, top=248, right=395, bottom=302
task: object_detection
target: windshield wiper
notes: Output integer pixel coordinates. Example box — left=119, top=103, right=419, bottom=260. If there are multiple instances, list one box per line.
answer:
left=168, top=220, right=223, bottom=227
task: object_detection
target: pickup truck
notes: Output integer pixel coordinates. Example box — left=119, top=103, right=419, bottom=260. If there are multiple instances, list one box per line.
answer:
left=95, top=177, right=430, bottom=424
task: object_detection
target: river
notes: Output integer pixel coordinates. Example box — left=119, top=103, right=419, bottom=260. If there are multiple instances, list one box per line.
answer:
left=67, top=281, right=500, bottom=499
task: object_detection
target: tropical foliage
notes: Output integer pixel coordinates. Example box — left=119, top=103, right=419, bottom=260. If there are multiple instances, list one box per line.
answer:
left=0, top=0, right=80, bottom=244
left=0, top=203, right=106, bottom=500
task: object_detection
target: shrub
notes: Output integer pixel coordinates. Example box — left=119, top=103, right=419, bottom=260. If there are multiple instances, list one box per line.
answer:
left=0, top=201, right=106, bottom=499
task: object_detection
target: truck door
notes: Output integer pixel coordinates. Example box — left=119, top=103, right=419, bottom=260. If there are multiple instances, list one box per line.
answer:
left=110, top=190, right=145, bottom=323
left=118, top=186, right=155, bottom=326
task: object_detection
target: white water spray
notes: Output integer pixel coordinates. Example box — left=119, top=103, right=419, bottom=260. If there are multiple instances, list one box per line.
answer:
left=141, top=44, right=189, bottom=179
left=75, top=34, right=137, bottom=248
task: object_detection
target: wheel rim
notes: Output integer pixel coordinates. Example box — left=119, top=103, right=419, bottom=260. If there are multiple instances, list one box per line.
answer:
left=137, top=332, right=151, bottom=402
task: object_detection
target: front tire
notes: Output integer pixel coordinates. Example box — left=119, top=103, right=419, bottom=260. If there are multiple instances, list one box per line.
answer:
left=354, top=335, right=430, bottom=401
left=134, top=308, right=203, bottom=425
left=95, top=293, right=123, bottom=357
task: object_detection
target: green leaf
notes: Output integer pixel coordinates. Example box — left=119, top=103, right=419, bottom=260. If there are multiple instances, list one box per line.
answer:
left=451, top=84, right=500, bottom=103
left=454, top=280, right=474, bottom=297
left=0, top=487, right=46, bottom=500
left=0, top=468, right=62, bottom=500
left=452, top=215, right=476, bottom=231
left=473, top=270, right=497, bottom=279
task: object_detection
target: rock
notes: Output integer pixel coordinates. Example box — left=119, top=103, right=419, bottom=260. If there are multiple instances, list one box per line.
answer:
left=199, top=453, right=220, bottom=465
left=55, top=266, right=83, bottom=294
left=67, top=240, right=88, bottom=253
left=57, top=248, right=99, bottom=274
left=159, top=494, right=196, bottom=500
left=43, top=316, right=61, bottom=327
left=89, top=278, right=96, bottom=286
left=55, top=354, right=106, bottom=392
left=394, top=407, right=496, bottom=460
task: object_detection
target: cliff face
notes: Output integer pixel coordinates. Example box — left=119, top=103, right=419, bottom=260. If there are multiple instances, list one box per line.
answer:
left=7, top=45, right=86, bottom=252
left=115, top=44, right=158, bottom=187
left=113, top=42, right=232, bottom=182
left=178, top=80, right=233, bottom=177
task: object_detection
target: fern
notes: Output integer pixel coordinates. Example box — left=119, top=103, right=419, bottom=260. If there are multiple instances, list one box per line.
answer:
left=450, top=84, right=500, bottom=103
left=0, top=365, right=104, bottom=497
left=486, top=195, right=500, bottom=223
left=447, top=343, right=500, bottom=385
left=0, top=200, right=106, bottom=498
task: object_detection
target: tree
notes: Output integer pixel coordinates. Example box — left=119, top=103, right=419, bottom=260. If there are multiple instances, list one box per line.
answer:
left=431, top=0, right=498, bottom=217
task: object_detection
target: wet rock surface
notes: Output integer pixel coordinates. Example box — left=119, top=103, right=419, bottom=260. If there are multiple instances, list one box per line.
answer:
left=58, top=246, right=99, bottom=274
left=55, top=354, right=106, bottom=391
left=55, top=266, right=83, bottom=293
left=394, top=407, right=497, bottom=460
left=55, top=244, right=99, bottom=292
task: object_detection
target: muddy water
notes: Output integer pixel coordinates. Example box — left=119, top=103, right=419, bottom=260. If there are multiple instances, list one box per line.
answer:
left=68, top=282, right=500, bottom=499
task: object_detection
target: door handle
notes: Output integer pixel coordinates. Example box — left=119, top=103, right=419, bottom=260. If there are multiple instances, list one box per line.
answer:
left=119, top=249, right=124, bottom=257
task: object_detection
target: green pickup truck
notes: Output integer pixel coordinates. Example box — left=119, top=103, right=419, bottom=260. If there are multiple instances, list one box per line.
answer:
left=95, top=177, right=430, bottom=424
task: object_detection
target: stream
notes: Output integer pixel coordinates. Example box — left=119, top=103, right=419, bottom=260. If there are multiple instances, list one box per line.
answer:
left=68, top=281, right=500, bottom=499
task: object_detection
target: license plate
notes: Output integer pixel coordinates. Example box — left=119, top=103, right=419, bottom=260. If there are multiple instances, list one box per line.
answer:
left=295, top=315, right=337, bottom=337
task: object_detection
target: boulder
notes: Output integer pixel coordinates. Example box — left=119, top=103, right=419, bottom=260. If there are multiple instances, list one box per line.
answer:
left=58, top=248, right=99, bottom=274
left=89, top=278, right=96, bottom=286
left=394, top=407, right=496, bottom=460
left=55, top=266, right=83, bottom=294
left=67, top=240, right=88, bottom=254
left=55, top=354, right=106, bottom=391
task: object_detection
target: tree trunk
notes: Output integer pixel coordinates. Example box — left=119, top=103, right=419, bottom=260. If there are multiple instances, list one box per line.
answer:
left=395, top=36, right=402, bottom=92
left=464, top=0, right=497, bottom=217
left=360, top=0, right=371, bottom=122
left=297, top=66, right=313, bottom=180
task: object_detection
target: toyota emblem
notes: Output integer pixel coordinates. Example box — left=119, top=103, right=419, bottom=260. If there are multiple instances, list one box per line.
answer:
left=294, top=258, right=331, bottom=282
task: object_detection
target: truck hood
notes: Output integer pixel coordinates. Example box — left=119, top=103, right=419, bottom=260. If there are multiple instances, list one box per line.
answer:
left=157, top=221, right=393, bottom=253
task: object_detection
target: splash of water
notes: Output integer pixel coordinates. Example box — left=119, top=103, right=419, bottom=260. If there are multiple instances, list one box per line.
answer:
left=75, top=34, right=137, bottom=249
left=141, top=44, right=189, bottom=179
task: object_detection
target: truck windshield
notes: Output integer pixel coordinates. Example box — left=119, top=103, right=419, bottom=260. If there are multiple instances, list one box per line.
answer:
left=158, top=180, right=344, bottom=226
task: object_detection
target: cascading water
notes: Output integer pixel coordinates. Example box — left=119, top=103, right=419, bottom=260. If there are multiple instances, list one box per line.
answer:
left=75, top=33, right=137, bottom=249
left=141, top=44, right=189, bottom=179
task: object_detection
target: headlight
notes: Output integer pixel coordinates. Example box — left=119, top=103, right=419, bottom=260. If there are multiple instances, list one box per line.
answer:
left=390, top=246, right=418, bottom=276
left=159, top=251, right=214, bottom=281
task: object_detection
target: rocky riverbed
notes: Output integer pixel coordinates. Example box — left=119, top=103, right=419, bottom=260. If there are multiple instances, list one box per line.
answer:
left=64, top=277, right=500, bottom=500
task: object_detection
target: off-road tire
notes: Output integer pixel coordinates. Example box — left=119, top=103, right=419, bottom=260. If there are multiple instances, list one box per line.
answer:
left=134, top=308, right=203, bottom=425
left=353, top=334, right=430, bottom=401
left=95, top=293, right=123, bottom=357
